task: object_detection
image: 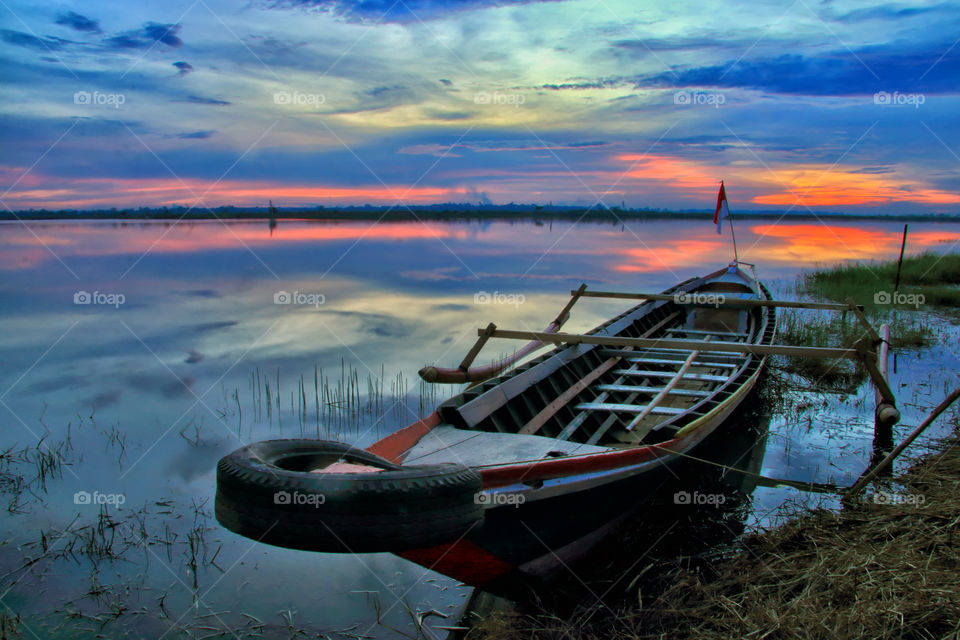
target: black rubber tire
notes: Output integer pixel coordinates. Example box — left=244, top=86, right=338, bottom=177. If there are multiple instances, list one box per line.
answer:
left=215, top=439, right=484, bottom=553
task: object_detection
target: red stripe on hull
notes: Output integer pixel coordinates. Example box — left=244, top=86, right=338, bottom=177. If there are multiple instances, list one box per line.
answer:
left=365, top=411, right=441, bottom=463
left=478, top=437, right=684, bottom=488
left=397, top=539, right=516, bottom=587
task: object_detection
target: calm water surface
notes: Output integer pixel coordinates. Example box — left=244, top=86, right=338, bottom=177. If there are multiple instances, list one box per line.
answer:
left=1, top=217, right=959, bottom=637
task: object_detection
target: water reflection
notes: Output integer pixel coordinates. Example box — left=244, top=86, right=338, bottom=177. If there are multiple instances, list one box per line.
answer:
left=0, top=217, right=958, bottom=637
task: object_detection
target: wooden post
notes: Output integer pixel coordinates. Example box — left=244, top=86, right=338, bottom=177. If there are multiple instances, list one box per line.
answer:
left=874, top=324, right=900, bottom=430
left=872, top=324, right=898, bottom=474
left=845, top=297, right=881, bottom=344
left=459, top=323, right=497, bottom=370
left=893, top=224, right=909, bottom=294
left=554, top=283, right=587, bottom=326
left=853, top=338, right=897, bottom=405
left=847, top=386, right=960, bottom=500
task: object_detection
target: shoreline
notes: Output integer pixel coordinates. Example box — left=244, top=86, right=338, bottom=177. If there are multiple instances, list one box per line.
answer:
left=3, top=209, right=960, bottom=223
left=468, top=420, right=960, bottom=639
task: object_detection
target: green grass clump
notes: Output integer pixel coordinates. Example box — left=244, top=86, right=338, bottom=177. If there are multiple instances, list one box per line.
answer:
left=801, top=251, right=960, bottom=312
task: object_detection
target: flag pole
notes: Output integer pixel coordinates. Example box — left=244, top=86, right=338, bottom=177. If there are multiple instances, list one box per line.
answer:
left=726, top=183, right=740, bottom=263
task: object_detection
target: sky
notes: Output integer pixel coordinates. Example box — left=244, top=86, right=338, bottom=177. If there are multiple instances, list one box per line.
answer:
left=1, top=0, right=959, bottom=213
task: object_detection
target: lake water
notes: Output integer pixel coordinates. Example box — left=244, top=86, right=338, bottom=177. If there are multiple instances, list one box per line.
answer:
left=1, top=217, right=959, bottom=637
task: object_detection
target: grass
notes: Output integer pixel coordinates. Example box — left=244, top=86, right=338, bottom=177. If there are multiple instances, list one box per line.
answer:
left=771, top=252, right=953, bottom=390
left=801, top=251, right=960, bottom=312
left=468, top=426, right=960, bottom=640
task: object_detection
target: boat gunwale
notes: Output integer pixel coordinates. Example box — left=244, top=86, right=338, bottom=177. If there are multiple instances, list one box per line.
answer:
left=367, top=268, right=777, bottom=487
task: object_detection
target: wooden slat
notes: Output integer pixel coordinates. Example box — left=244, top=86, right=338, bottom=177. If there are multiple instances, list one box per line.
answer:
left=624, top=342, right=704, bottom=434
left=517, top=355, right=620, bottom=436
left=552, top=310, right=683, bottom=442
left=483, top=329, right=857, bottom=359
left=667, top=328, right=748, bottom=338
left=613, top=369, right=728, bottom=382
left=596, top=384, right=709, bottom=397
left=599, top=347, right=744, bottom=361
left=574, top=403, right=685, bottom=415
left=624, top=357, right=740, bottom=369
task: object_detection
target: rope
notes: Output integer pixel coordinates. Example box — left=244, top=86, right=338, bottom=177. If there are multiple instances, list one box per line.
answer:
left=646, top=443, right=844, bottom=495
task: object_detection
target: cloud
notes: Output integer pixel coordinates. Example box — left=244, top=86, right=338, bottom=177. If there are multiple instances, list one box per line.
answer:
left=1, top=29, right=71, bottom=50
left=164, top=130, right=216, bottom=139
left=175, top=95, right=231, bottom=105
left=397, top=143, right=461, bottom=157
left=55, top=11, right=101, bottom=33
left=642, top=43, right=960, bottom=96
left=191, top=321, right=238, bottom=332
left=832, top=3, right=948, bottom=22
left=105, top=22, right=183, bottom=49
left=173, top=60, right=194, bottom=75
left=269, top=0, right=567, bottom=23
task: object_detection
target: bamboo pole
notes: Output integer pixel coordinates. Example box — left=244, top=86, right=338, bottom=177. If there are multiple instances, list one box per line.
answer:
left=875, top=324, right=900, bottom=429
left=853, top=338, right=897, bottom=405
left=484, top=328, right=858, bottom=359
left=419, top=286, right=589, bottom=384
left=576, top=289, right=866, bottom=312
left=846, top=386, right=960, bottom=499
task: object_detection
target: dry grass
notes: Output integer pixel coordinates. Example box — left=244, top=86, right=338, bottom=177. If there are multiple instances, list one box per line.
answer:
left=468, top=430, right=960, bottom=640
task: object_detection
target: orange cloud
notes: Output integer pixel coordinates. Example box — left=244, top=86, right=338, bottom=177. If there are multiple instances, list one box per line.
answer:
left=751, top=167, right=960, bottom=207
left=615, top=153, right=722, bottom=194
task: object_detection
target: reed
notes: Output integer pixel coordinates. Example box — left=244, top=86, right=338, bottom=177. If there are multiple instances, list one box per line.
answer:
left=236, top=361, right=461, bottom=439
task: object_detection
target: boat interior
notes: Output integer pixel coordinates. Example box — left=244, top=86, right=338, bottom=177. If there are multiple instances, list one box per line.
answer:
left=400, top=268, right=777, bottom=468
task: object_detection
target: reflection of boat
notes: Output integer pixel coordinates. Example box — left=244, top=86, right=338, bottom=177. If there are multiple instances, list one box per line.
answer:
left=216, top=262, right=778, bottom=589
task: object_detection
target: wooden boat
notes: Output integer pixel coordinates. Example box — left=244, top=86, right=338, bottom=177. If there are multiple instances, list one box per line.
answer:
left=216, top=260, right=783, bottom=590
left=368, top=261, right=778, bottom=587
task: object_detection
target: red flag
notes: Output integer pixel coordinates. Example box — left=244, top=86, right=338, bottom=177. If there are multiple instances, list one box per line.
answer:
left=714, top=181, right=727, bottom=235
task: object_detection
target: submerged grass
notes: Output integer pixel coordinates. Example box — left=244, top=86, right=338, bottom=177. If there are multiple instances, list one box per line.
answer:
left=469, top=425, right=960, bottom=640
left=771, top=252, right=953, bottom=390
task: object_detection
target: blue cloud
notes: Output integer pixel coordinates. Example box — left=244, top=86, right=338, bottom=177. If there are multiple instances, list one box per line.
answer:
left=173, top=60, right=194, bottom=75
left=55, top=11, right=101, bottom=33
left=105, top=22, right=183, bottom=49
left=166, top=130, right=216, bottom=139
left=644, top=44, right=960, bottom=95
left=268, top=0, right=566, bottom=22
left=176, top=95, right=231, bottom=105
left=1, top=29, right=71, bottom=50
left=832, top=3, right=950, bottom=22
